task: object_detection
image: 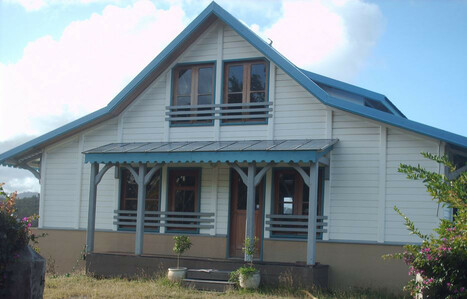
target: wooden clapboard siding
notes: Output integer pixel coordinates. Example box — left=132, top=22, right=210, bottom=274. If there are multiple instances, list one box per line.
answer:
left=328, top=110, right=380, bottom=241
left=121, top=74, right=166, bottom=142
left=215, top=165, right=230, bottom=235
left=178, top=21, right=218, bottom=63
left=274, top=68, right=327, bottom=139
left=223, top=24, right=261, bottom=60
left=42, top=137, right=80, bottom=228
left=384, top=128, right=439, bottom=243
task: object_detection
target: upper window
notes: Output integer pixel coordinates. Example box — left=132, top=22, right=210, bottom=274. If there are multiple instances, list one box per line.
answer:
left=171, top=64, right=214, bottom=124
left=223, top=61, right=268, bottom=123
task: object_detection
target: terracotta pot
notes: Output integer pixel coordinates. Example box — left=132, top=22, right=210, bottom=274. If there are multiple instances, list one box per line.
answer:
left=167, top=267, right=187, bottom=282
left=239, top=272, right=260, bottom=289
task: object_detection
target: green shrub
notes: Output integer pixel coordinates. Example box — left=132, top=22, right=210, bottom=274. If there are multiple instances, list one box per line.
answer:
left=385, top=153, right=466, bottom=298
left=0, top=183, right=43, bottom=297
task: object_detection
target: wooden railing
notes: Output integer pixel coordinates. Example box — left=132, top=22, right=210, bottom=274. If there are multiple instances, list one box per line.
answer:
left=113, top=210, right=215, bottom=231
left=166, top=102, right=273, bottom=123
left=265, top=214, right=328, bottom=235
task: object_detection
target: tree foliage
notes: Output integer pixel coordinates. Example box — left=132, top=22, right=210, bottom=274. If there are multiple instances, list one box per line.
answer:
left=385, top=153, right=466, bottom=298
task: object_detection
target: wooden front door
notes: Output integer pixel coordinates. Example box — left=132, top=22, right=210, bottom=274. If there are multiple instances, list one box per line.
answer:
left=229, top=170, right=264, bottom=258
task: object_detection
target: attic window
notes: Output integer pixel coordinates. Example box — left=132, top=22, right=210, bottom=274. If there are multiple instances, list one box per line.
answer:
left=171, top=64, right=215, bottom=125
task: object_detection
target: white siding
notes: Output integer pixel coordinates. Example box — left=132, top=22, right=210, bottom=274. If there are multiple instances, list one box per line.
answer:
left=216, top=165, right=230, bottom=235
left=274, top=68, right=327, bottom=139
left=384, top=128, right=439, bottom=243
left=223, top=24, right=262, bottom=60
left=328, top=111, right=381, bottom=241
left=121, top=75, right=165, bottom=142
left=43, top=137, right=79, bottom=228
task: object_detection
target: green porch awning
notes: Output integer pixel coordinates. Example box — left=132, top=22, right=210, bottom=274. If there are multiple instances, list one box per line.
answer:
left=83, top=139, right=338, bottom=164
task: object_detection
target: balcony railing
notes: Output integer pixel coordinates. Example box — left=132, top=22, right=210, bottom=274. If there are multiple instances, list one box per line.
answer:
left=166, top=102, right=273, bottom=124
left=113, top=210, right=215, bottom=231
left=265, top=214, right=328, bottom=236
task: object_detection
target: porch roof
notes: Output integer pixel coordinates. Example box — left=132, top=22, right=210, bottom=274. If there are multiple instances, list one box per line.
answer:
left=83, top=139, right=338, bottom=164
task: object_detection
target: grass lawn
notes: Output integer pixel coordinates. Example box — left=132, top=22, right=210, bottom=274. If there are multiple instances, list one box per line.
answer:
left=44, top=273, right=406, bottom=299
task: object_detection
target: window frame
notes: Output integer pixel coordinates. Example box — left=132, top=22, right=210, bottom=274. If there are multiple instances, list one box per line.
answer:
left=166, top=167, right=202, bottom=233
left=222, top=59, right=269, bottom=124
left=271, top=167, right=325, bottom=239
left=171, top=62, right=216, bottom=126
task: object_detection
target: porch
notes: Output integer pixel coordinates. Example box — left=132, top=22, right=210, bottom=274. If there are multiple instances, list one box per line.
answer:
left=83, top=139, right=337, bottom=268
left=86, top=251, right=329, bottom=289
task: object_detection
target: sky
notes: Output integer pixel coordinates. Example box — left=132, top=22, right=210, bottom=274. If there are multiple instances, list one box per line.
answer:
left=0, top=0, right=466, bottom=193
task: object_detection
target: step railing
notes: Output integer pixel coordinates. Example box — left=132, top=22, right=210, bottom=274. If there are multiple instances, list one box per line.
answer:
left=113, top=210, right=215, bottom=231
left=166, top=102, right=273, bottom=124
left=265, top=214, right=328, bottom=235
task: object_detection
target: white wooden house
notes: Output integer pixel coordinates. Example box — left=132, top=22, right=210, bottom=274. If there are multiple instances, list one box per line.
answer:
left=1, top=2, right=466, bottom=291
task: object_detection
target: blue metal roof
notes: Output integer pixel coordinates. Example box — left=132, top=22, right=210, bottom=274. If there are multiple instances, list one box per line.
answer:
left=84, top=140, right=337, bottom=164
left=1, top=1, right=466, bottom=166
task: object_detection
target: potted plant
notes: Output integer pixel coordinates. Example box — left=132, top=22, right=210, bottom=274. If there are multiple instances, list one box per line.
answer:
left=167, top=235, right=192, bottom=282
left=230, top=237, right=260, bottom=289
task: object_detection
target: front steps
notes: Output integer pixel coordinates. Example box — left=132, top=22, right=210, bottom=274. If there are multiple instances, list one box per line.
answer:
left=182, top=269, right=236, bottom=292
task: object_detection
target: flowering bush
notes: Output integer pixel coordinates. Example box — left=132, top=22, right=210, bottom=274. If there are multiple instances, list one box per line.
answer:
left=385, top=153, right=466, bottom=298
left=0, top=183, right=44, bottom=297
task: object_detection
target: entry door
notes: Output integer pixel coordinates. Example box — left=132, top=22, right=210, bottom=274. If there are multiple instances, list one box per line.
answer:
left=229, top=170, right=264, bottom=258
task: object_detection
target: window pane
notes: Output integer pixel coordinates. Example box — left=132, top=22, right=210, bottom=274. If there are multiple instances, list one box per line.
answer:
left=174, top=190, right=195, bottom=212
left=250, top=63, right=266, bottom=91
left=176, top=96, right=191, bottom=106
left=278, top=173, right=295, bottom=215
left=198, top=95, right=212, bottom=105
left=123, top=169, right=137, bottom=199
left=228, top=93, right=242, bottom=104
left=175, top=175, right=196, bottom=187
left=145, top=200, right=158, bottom=211
left=177, top=69, right=192, bottom=95
left=198, top=67, right=213, bottom=94
left=228, top=65, right=243, bottom=92
left=125, top=200, right=137, bottom=211
left=250, top=92, right=265, bottom=103
left=302, top=184, right=309, bottom=215
left=146, top=174, right=160, bottom=199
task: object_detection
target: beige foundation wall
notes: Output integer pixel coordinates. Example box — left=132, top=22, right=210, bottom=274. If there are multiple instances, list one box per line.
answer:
left=33, top=229, right=226, bottom=274
left=263, top=239, right=409, bottom=291
left=34, top=229, right=408, bottom=292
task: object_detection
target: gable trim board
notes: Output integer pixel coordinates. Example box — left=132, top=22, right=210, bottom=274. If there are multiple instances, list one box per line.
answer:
left=1, top=2, right=466, bottom=167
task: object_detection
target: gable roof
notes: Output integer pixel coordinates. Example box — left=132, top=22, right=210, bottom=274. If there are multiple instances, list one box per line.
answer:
left=1, top=1, right=466, bottom=166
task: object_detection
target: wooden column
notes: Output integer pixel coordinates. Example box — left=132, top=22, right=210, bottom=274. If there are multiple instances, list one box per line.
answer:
left=245, top=163, right=256, bottom=262
left=307, top=162, right=319, bottom=265
left=135, top=163, right=147, bottom=256
left=291, top=161, right=320, bottom=265
left=86, top=162, right=114, bottom=254
left=86, top=162, right=99, bottom=254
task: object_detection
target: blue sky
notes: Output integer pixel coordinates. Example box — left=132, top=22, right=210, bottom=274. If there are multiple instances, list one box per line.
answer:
left=0, top=0, right=466, bottom=192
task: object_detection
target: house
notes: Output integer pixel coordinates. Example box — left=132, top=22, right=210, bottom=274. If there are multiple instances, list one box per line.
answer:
left=1, top=1, right=466, bottom=292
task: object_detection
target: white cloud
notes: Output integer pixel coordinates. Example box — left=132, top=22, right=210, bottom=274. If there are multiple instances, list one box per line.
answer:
left=0, top=0, right=186, bottom=141
left=5, top=0, right=123, bottom=11
left=256, top=0, right=383, bottom=81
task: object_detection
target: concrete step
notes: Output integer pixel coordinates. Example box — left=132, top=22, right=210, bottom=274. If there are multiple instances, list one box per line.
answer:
left=182, top=278, right=236, bottom=292
left=186, top=269, right=232, bottom=281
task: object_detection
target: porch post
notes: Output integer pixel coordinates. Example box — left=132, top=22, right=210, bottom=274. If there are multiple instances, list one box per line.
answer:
left=245, top=162, right=256, bottom=262
left=307, top=162, right=319, bottom=265
left=135, top=163, right=147, bottom=256
left=86, top=162, right=99, bottom=253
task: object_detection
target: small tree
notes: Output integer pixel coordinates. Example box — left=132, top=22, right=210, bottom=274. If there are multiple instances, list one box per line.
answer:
left=384, top=153, right=466, bottom=298
left=173, top=235, right=192, bottom=269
